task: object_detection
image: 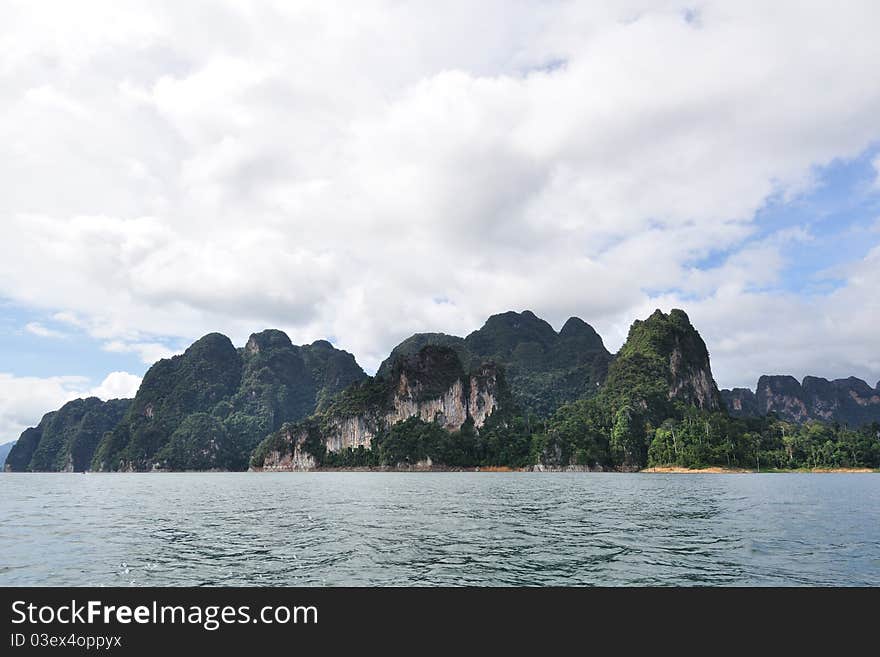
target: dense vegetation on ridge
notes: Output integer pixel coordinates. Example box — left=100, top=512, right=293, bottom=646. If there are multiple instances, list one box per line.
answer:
left=252, top=309, right=879, bottom=471
left=7, top=308, right=880, bottom=472
left=533, top=396, right=880, bottom=471
left=91, top=330, right=366, bottom=471
left=7, top=330, right=365, bottom=472
left=375, top=311, right=611, bottom=417
left=5, top=398, right=130, bottom=472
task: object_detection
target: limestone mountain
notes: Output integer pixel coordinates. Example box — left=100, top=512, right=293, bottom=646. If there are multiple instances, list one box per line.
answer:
left=11, top=307, right=877, bottom=473
left=88, top=330, right=366, bottom=472
left=376, top=310, right=611, bottom=417
left=0, top=441, right=14, bottom=470
left=601, top=308, right=723, bottom=421
left=542, top=308, right=724, bottom=470
left=252, top=345, right=508, bottom=471
left=5, top=397, right=131, bottom=472
left=376, top=333, right=471, bottom=380
left=722, top=375, right=880, bottom=426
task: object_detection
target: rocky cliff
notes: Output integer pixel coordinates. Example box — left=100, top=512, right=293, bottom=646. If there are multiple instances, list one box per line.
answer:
left=601, top=309, right=722, bottom=422
left=252, top=346, right=504, bottom=470
left=318, top=362, right=501, bottom=452
left=247, top=422, right=320, bottom=472
left=722, top=375, right=880, bottom=426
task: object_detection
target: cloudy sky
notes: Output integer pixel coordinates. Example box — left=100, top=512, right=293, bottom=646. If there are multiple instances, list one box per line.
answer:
left=2, top=0, right=880, bottom=440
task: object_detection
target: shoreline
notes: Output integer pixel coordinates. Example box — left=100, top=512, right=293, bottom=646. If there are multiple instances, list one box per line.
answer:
left=249, top=465, right=878, bottom=474
left=641, top=466, right=876, bottom=474
left=6, top=466, right=878, bottom=474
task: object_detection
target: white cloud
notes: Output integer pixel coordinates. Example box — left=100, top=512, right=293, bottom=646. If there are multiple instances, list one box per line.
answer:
left=0, top=371, right=141, bottom=442
left=88, top=371, right=142, bottom=401
left=24, top=322, right=66, bottom=339
left=0, top=0, right=877, bottom=391
left=51, top=311, right=85, bottom=328
left=102, top=340, right=179, bottom=365
left=650, top=242, right=880, bottom=388
left=0, top=374, right=86, bottom=442
left=23, top=85, right=89, bottom=119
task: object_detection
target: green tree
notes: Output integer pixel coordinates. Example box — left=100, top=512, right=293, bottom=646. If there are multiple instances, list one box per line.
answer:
left=610, top=405, right=646, bottom=469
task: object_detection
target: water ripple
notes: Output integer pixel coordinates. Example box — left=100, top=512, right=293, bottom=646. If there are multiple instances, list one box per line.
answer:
left=0, top=472, right=878, bottom=586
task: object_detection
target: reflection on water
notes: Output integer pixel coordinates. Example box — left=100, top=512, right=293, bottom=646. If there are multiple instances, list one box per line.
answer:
left=1, top=472, right=878, bottom=586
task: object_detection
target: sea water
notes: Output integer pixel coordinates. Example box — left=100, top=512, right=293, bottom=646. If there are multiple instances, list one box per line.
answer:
left=1, top=472, right=878, bottom=586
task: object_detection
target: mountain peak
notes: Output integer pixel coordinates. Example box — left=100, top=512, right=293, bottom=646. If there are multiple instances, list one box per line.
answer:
left=389, top=345, right=468, bottom=403
left=608, top=307, right=721, bottom=414
left=393, top=345, right=465, bottom=380
left=245, top=329, right=293, bottom=354
left=668, top=307, right=692, bottom=325
left=725, top=374, right=880, bottom=425
left=756, top=375, right=801, bottom=392
left=375, top=333, right=468, bottom=379
left=481, top=309, right=552, bottom=330
left=559, top=316, right=602, bottom=341
left=186, top=332, right=236, bottom=356
left=643, top=307, right=691, bottom=327
left=468, top=310, right=558, bottom=354
left=378, top=310, right=611, bottom=416
left=832, top=376, right=874, bottom=394
left=308, top=339, right=334, bottom=350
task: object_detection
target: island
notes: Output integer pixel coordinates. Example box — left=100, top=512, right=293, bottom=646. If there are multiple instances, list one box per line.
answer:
left=6, top=309, right=880, bottom=473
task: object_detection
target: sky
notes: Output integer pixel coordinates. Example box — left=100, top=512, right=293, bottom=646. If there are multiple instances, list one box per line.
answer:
left=1, top=0, right=880, bottom=441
